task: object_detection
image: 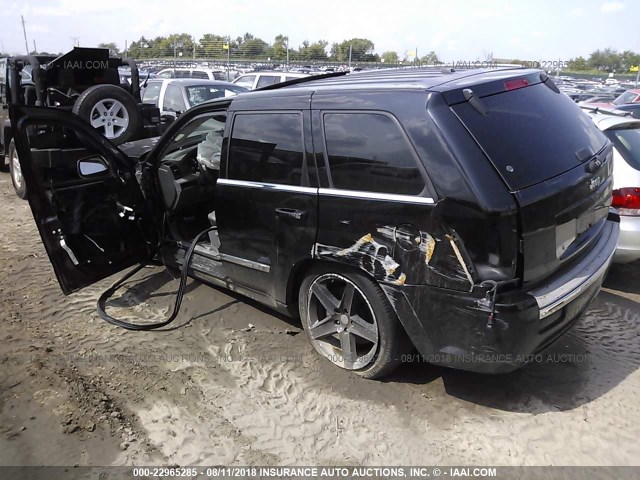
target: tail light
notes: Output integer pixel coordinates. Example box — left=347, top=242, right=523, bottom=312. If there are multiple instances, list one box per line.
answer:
left=612, top=188, right=640, bottom=216
left=504, top=78, right=529, bottom=91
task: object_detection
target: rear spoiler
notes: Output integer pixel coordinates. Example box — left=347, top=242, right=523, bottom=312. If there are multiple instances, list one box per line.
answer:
left=579, top=104, right=634, bottom=117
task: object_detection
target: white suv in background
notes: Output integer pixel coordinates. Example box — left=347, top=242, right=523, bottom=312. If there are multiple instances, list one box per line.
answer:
left=232, top=71, right=309, bottom=90
left=586, top=108, right=640, bottom=263
left=156, top=68, right=229, bottom=81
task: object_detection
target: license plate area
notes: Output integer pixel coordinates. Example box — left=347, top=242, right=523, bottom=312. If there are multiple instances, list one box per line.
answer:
left=555, top=206, right=607, bottom=259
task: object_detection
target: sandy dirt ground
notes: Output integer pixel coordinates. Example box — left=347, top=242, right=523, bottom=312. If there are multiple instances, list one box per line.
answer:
left=0, top=173, right=639, bottom=468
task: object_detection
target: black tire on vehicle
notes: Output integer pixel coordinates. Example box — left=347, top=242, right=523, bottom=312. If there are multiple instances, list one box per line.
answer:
left=8, top=139, right=27, bottom=199
left=299, top=264, right=411, bottom=379
left=72, top=85, right=142, bottom=145
left=0, top=146, right=8, bottom=172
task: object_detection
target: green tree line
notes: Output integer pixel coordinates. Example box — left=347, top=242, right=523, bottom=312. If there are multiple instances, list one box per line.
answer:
left=124, top=33, right=381, bottom=62
left=499, top=48, right=640, bottom=72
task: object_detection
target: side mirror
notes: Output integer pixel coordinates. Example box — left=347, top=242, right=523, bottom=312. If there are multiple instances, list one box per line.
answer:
left=78, top=157, right=108, bottom=177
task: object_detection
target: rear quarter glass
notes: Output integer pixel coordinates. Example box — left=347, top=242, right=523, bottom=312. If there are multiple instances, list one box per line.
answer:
left=606, top=127, right=640, bottom=171
left=452, top=83, right=607, bottom=190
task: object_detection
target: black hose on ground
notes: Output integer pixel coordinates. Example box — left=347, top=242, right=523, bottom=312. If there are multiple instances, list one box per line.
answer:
left=96, top=226, right=217, bottom=331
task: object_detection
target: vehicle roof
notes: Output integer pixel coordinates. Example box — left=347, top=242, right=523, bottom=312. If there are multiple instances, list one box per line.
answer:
left=251, top=67, right=536, bottom=96
left=586, top=111, right=640, bottom=130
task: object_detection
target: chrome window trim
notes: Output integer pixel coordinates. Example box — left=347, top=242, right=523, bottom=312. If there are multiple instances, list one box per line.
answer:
left=220, top=253, right=271, bottom=273
left=217, top=178, right=317, bottom=194
left=318, top=188, right=435, bottom=204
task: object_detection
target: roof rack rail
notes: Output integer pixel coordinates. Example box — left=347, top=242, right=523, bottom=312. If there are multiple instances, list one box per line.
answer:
left=255, top=71, right=348, bottom=92
left=579, top=104, right=634, bottom=117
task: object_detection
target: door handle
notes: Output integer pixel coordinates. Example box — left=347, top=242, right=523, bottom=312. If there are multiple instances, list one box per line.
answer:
left=275, top=207, right=307, bottom=220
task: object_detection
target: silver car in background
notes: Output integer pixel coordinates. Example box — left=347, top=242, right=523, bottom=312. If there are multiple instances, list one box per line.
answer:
left=586, top=108, right=640, bottom=263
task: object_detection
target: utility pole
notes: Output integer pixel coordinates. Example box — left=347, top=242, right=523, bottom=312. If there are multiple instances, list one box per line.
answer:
left=124, top=40, right=128, bottom=57
left=286, top=36, right=289, bottom=68
left=21, top=15, right=29, bottom=54
left=227, top=36, right=231, bottom=81
left=348, top=44, right=352, bottom=68
left=173, top=42, right=177, bottom=73
left=33, top=39, right=37, bottom=54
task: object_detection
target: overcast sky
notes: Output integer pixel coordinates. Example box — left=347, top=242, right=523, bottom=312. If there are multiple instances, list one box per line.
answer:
left=0, top=0, right=637, bottom=60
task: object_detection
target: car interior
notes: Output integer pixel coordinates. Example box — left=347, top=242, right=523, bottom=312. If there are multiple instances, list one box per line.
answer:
left=156, top=113, right=227, bottom=254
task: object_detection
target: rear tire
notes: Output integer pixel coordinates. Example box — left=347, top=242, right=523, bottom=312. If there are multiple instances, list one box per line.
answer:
left=8, top=140, right=27, bottom=199
left=73, top=85, right=142, bottom=145
left=299, top=264, right=410, bottom=379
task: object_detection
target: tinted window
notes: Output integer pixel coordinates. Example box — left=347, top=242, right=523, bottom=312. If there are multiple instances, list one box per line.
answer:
left=228, top=113, right=304, bottom=185
left=191, top=70, right=209, bottom=79
left=606, top=127, right=640, bottom=170
left=234, top=75, right=256, bottom=89
left=174, top=70, right=191, bottom=78
left=163, top=84, right=187, bottom=113
left=157, top=70, right=173, bottom=78
left=142, top=81, right=162, bottom=105
left=323, top=113, right=425, bottom=195
left=452, top=83, right=607, bottom=190
left=256, top=75, right=279, bottom=88
left=185, top=85, right=246, bottom=107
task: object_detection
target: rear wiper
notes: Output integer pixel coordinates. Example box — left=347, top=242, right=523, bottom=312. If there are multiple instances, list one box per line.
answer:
left=463, top=88, right=487, bottom=116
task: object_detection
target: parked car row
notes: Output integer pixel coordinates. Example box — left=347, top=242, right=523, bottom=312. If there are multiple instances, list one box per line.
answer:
left=9, top=67, right=624, bottom=378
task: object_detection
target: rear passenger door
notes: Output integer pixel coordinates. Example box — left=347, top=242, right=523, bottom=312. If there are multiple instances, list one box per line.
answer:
left=312, top=109, right=450, bottom=288
left=216, top=110, right=318, bottom=303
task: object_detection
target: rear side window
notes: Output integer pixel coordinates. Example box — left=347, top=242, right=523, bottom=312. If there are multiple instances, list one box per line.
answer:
left=228, top=113, right=305, bottom=186
left=234, top=75, right=256, bottom=89
left=256, top=75, right=279, bottom=88
left=606, top=127, right=640, bottom=170
left=452, top=83, right=607, bottom=190
left=191, top=70, right=209, bottom=79
left=322, top=113, right=425, bottom=195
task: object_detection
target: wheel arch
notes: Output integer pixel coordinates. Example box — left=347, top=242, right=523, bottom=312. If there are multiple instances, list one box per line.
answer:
left=285, top=257, right=402, bottom=321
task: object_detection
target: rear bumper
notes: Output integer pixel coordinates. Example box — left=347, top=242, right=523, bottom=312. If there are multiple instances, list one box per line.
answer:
left=382, top=217, right=619, bottom=374
left=613, top=215, right=640, bottom=263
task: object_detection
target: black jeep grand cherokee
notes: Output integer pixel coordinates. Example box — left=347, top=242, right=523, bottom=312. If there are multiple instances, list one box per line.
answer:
left=11, top=68, right=619, bottom=379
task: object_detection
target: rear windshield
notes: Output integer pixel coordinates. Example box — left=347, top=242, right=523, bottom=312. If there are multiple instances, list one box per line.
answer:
left=613, top=91, right=638, bottom=105
left=606, top=127, right=640, bottom=170
left=452, top=83, right=607, bottom=190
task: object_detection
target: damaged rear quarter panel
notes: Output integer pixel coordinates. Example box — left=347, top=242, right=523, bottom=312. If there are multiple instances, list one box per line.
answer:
left=314, top=195, right=477, bottom=292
